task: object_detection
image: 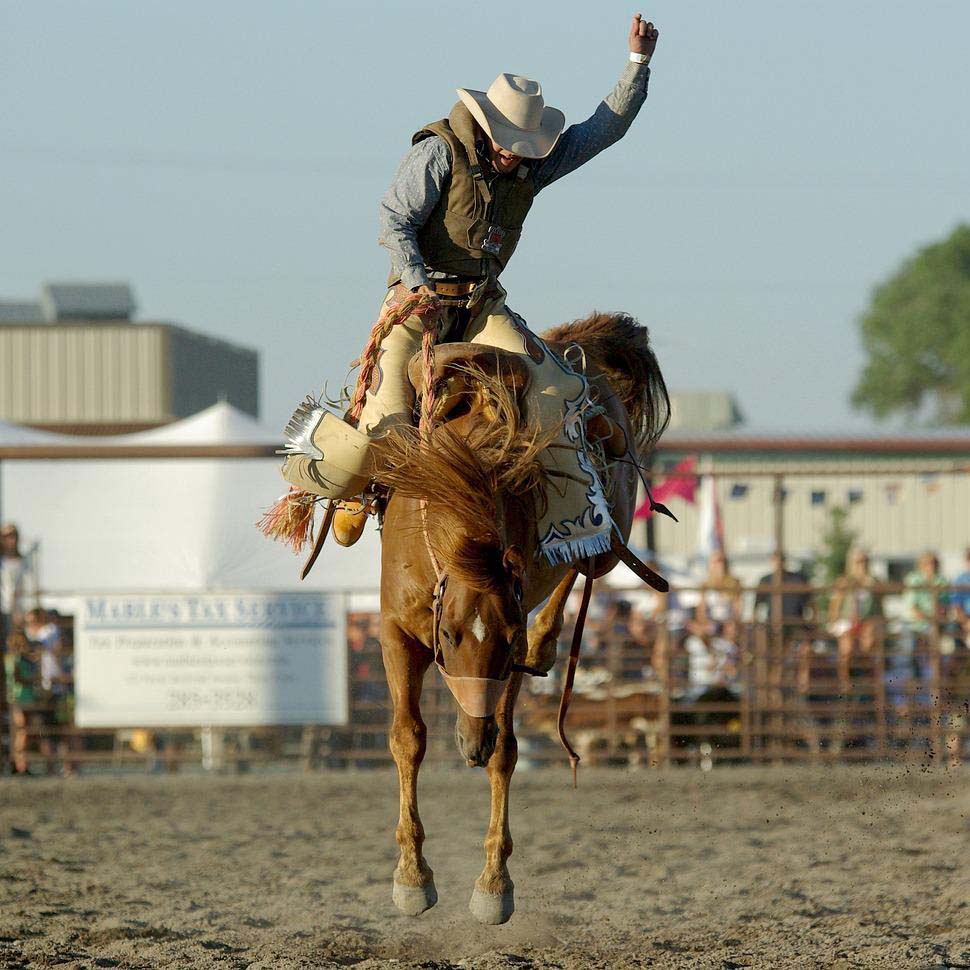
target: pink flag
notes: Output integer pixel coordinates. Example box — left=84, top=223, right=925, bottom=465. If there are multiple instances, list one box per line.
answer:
left=634, top=456, right=698, bottom=520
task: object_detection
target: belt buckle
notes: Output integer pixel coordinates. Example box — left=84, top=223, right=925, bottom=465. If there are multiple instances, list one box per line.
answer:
left=465, top=276, right=495, bottom=312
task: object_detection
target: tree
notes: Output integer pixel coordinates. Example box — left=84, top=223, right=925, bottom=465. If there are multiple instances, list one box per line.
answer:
left=817, top=506, right=857, bottom=586
left=852, top=223, right=970, bottom=424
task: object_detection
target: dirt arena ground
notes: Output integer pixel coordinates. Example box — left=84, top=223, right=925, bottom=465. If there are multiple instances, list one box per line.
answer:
left=1, top=765, right=968, bottom=969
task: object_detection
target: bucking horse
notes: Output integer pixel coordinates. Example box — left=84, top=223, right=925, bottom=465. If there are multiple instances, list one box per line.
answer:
left=370, top=311, right=669, bottom=924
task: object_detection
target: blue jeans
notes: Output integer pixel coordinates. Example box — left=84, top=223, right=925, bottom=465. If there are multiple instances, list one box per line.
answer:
left=885, top=631, right=933, bottom=709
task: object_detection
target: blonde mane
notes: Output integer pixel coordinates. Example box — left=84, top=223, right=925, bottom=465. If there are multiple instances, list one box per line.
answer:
left=376, top=368, right=551, bottom=592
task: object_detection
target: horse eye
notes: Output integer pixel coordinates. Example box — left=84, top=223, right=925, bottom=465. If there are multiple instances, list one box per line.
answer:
left=512, top=580, right=524, bottom=603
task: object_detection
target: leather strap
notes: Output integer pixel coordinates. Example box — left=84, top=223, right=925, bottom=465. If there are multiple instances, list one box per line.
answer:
left=557, top=557, right=595, bottom=788
left=609, top=533, right=669, bottom=592
left=300, top=500, right=336, bottom=581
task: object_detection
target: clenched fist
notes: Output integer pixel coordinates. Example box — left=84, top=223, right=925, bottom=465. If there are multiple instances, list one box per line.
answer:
left=629, top=14, right=659, bottom=58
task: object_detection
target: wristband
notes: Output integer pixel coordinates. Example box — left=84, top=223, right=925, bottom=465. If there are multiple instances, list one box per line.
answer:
left=629, top=51, right=651, bottom=65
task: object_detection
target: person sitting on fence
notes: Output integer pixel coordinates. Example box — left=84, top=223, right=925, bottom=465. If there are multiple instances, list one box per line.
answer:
left=694, top=551, right=742, bottom=640
left=827, top=546, right=884, bottom=693
left=684, top=620, right=740, bottom=697
left=681, top=551, right=744, bottom=702
left=890, top=551, right=947, bottom=711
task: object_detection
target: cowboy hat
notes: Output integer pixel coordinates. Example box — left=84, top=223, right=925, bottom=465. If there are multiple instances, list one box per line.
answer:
left=457, top=74, right=565, bottom=159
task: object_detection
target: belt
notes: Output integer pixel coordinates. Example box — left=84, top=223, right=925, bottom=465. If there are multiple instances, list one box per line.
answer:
left=432, top=280, right=479, bottom=297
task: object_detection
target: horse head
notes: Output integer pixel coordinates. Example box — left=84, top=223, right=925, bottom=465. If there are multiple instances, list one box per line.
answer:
left=434, top=540, right=528, bottom=766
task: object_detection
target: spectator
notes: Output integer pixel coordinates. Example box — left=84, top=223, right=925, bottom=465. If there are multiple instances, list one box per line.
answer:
left=697, top=550, right=743, bottom=633
left=596, top=599, right=632, bottom=666
left=24, top=607, right=60, bottom=652
left=754, top=551, right=813, bottom=628
left=1, top=523, right=32, bottom=641
left=23, top=608, right=76, bottom=774
left=889, top=551, right=947, bottom=709
left=684, top=622, right=740, bottom=697
left=684, top=551, right=743, bottom=698
left=24, top=608, right=63, bottom=694
left=596, top=599, right=656, bottom=682
left=828, top=547, right=884, bottom=690
left=4, top=630, right=41, bottom=774
left=950, top=547, right=970, bottom=651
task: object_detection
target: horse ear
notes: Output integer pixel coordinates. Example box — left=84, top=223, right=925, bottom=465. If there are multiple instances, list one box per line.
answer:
left=502, top=545, right=526, bottom=579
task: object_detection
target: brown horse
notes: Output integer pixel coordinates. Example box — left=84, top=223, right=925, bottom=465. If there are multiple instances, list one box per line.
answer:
left=374, top=311, right=668, bottom=924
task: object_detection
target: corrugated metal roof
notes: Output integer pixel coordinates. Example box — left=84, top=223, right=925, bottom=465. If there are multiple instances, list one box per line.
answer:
left=659, top=426, right=970, bottom=454
left=40, top=281, right=135, bottom=321
left=25, top=421, right=168, bottom=437
left=671, top=425, right=970, bottom=440
left=0, top=301, right=43, bottom=322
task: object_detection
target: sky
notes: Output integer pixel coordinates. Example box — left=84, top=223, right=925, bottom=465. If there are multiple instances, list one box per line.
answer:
left=2, top=0, right=969, bottom=434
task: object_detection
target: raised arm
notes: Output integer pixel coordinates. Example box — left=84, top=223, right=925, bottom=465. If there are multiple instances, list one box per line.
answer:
left=533, top=14, right=659, bottom=192
left=378, top=137, right=452, bottom=292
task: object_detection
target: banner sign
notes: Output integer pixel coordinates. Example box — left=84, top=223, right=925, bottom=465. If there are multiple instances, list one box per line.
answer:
left=75, top=592, right=347, bottom=727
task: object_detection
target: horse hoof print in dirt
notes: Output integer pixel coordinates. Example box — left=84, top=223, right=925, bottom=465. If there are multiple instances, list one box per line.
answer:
left=374, top=314, right=668, bottom=925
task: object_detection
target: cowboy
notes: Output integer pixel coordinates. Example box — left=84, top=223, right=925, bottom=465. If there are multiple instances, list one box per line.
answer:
left=285, top=14, right=659, bottom=547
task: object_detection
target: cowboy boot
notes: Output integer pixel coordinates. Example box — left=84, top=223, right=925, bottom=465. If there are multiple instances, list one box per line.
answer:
left=332, top=500, right=368, bottom=547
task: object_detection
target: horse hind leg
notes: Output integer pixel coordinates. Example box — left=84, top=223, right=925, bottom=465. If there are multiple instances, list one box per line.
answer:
left=383, top=625, right=438, bottom=916
left=524, top=567, right=579, bottom=674
left=470, top=674, right=522, bottom=924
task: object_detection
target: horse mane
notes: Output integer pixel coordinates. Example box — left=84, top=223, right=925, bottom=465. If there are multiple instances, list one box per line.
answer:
left=375, top=367, right=552, bottom=593
left=541, top=311, right=670, bottom=452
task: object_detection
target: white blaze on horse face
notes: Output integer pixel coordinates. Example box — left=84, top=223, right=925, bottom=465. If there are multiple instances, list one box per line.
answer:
left=470, top=611, right=487, bottom=644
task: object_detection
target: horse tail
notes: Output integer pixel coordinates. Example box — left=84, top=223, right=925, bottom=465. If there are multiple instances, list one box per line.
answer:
left=541, top=312, right=670, bottom=453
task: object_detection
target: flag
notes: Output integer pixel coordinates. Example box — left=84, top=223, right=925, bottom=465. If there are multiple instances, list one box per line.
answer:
left=634, top=455, right=698, bottom=520
left=696, top=466, right=724, bottom=559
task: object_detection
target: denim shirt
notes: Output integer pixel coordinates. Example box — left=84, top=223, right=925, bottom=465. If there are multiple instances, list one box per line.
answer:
left=379, top=61, right=651, bottom=290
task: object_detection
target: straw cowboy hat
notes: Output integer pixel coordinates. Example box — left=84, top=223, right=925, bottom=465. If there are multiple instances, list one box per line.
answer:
left=457, top=74, right=565, bottom=159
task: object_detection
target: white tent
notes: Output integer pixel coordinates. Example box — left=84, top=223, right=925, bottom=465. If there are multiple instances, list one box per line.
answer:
left=0, top=419, right=78, bottom=445
left=0, top=403, right=382, bottom=596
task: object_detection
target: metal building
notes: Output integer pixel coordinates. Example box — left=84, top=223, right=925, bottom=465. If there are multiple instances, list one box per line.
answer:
left=0, top=282, right=258, bottom=433
left=651, top=429, right=970, bottom=578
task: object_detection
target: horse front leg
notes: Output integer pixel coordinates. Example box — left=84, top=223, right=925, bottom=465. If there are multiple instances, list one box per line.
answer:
left=382, top=623, right=437, bottom=916
left=470, top=672, right=523, bottom=924
left=524, top=566, right=579, bottom=673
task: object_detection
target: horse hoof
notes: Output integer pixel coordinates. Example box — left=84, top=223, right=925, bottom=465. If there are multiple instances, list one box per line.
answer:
left=392, top=878, right=438, bottom=916
left=469, top=887, right=515, bottom=924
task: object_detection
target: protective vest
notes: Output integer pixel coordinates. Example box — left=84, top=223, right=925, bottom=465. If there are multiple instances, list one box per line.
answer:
left=404, top=101, right=537, bottom=280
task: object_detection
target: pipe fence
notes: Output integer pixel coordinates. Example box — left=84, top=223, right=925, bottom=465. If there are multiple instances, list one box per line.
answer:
left=3, top=584, right=968, bottom=774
